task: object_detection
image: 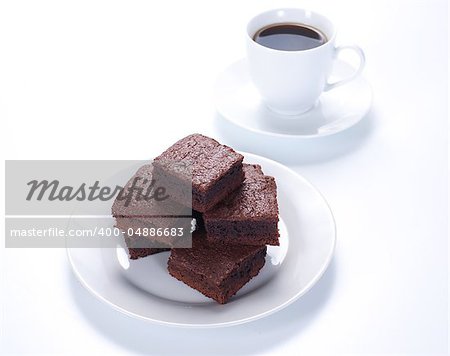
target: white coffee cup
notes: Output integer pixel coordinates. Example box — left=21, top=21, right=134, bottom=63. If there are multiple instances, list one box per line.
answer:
left=246, top=8, right=365, bottom=115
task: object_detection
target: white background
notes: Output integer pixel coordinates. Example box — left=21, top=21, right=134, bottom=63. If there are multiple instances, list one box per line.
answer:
left=0, top=0, right=448, bottom=354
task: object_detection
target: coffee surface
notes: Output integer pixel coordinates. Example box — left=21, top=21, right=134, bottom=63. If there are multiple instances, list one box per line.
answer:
left=253, top=23, right=326, bottom=51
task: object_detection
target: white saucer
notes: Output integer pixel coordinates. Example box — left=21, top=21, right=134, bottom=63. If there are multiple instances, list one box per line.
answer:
left=67, top=152, right=336, bottom=328
left=214, top=59, right=372, bottom=138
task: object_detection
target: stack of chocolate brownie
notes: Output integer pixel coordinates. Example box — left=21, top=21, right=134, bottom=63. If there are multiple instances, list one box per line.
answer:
left=112, top=134, right=279, bottom=304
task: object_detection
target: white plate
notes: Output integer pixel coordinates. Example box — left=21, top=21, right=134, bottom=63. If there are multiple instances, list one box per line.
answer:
left=67, top=152, right=336, bottom=328
left=214, top=59, right=372, bottom=138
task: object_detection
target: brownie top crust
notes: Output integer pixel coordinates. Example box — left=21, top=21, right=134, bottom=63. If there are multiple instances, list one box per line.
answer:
left=170, top=231, right=266, bottom=284
left=111, top=164, right=188, bottom=218
left=204, top=164, right=278, bottom=220
left=153, top=134, right=244, bottom=192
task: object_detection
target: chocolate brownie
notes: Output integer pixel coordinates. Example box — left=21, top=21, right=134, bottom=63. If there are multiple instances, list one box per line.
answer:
left=153, top=134, right=244, bottom=212
left=123, top=211, right=199, bottom=260
left=127, top=247, right=170, bottom=260
left=122, top=232, right=170, bottom=259
left=112, top=164, right=191, bottom=258
left=204, top=164, right=279, bottom=246
left=168, top=231, right=266, bottom=304
left=111, top=164, right=189, bottom=219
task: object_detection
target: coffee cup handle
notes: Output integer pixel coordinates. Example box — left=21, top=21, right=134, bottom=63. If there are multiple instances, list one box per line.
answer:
left=324, top=45, right=365, bottom=91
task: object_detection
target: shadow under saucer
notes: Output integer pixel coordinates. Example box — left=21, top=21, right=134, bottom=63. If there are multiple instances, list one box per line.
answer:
left=214, top=108, right=375, bottom=166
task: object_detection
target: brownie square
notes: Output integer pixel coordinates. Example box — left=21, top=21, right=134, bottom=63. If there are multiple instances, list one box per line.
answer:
left=112, top=164, right=191, bottom=259
left=127, top=246, right=170, bottom=260
left=111, top=164, right=189, bottom=219
left=123, top=228, right=170, bottom=260
left=168, top=231, right=266, bottom=304
left=204, top=164, right=280, bottom=246
left=153, top=134, right=244, bottom=212
left=125, top=209, right=202, bottom=260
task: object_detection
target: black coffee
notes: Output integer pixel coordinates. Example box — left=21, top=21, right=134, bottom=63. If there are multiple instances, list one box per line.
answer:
left=253, top=23, right=326, bottom=51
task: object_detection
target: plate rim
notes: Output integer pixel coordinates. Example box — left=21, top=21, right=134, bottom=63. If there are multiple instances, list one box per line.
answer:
left=214, top=58, right=373, bottom=139
left=67, top=152, right=337, bottom=328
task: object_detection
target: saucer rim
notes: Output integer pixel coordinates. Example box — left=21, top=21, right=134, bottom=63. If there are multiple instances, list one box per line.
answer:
left=214, top=58, right=373, bottom=139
